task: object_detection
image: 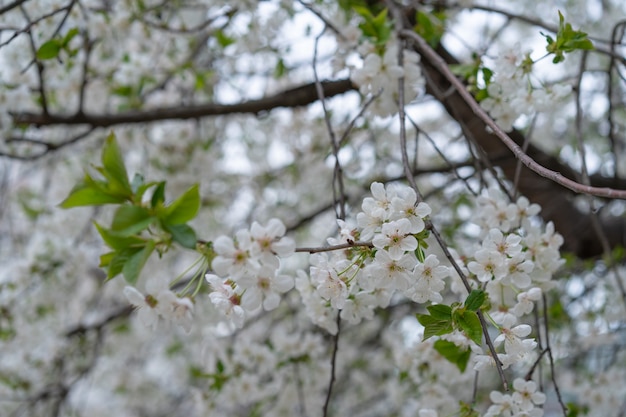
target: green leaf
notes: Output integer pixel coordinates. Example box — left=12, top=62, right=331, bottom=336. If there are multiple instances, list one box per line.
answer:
left=163, top=223, right=197, bottom=249
left=101, top=133, right=131, bottom=195
left=150, top=181, right=166, bottom=208
left=354, top=6, right=391, bottom=45
left=416, top=313, right=453, bottom=340
left=464, top=290, right=486, bottom=311
left=36, top=40, right=62, bottom=60
left=105, top=248, right=141, bottom=280
left=215, top=29, right=235, bottom=48
left=415, top=244, right=425, bottom=263
left=427, top=304, right=452, bottom=320
left=94, top=222, right=146, bottom=251
left=112, top=85, right=134, bottom=97
left=122, top=240, right=156, bottom=285
left=274, top=58, right=287, bottom=78
left=162, top=184, right=200, bottom=225
left=433, top=340, right=471, bottom=372
left=99, top=251, right=116, bottom=268
left=59, top=182, right=126, bottom=208
left=110, top=205, right=154, bottom=236
left=61, top=27, right=79, bottom=47
left=455, top=310, right=483, bottom=345
left=414, top=11, right=445, bottom=47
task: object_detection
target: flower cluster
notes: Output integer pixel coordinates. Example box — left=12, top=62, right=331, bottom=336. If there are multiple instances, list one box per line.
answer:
left=205, top=218, right=295, bottom=329
left=462, top=187, right=564, bottom=370
left=485, top=378, right=547, bottom=417
left=480, top=44, right=572, bottom=131
left=351, top=41, right=425, bottom=117
left=297, top=182, right=446, bottom=334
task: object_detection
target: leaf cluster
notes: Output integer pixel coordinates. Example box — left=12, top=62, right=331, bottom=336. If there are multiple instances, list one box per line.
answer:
left=449, top=54, right=493, bottom=102
left=353, top=6, right=392, bottom=46
left=416, top=290, right=487, bottom=371
left=414, top=10, right=446, bottom=48
left=60, top=133, right=200, bottom=285
left=543, top=11, right=594, bottom=63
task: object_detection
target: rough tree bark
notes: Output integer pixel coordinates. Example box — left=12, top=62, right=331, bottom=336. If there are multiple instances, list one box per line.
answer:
left=416, top=35, right=626, bottom=258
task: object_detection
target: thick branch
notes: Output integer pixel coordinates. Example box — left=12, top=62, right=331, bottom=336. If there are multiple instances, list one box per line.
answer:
left=403, top=30, right=626, bottom=200
left=11, top=79, right=356, bottom=127
left=406, top=26, right=626, bottom=257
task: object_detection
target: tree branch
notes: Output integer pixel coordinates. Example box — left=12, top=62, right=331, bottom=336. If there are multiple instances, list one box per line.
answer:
left=11, top=79, right=356, bottom=127
left=397, top=17, right=626, bottom=257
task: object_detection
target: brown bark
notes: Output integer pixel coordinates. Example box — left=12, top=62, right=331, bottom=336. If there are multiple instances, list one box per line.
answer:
left=11, top=79, right=355, bottom=128
left=417, top=42, right=626, bottom=258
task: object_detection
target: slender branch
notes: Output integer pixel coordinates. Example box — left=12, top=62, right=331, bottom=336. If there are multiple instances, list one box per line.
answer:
left=322, top=312, right=341, bottom=417
left=401, top=29, right=626, bottom=200
left=0, top=0, right=28, bottom=15
left=295, top=241, right=373, bottom=254
left=313, top=30, right=346, bottom=221
left=3, top=128, right=96, bottom=160
left=542, top=294, right=568, bottom=417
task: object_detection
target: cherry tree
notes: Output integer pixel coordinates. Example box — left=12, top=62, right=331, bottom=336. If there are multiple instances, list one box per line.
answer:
left=1, top=0, right=626, bottom=416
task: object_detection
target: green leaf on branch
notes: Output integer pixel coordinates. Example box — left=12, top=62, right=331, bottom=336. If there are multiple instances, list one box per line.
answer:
left=111, top=205, right=155, bottom=236
left=151, top=181, right=167, bottom=207
left=122, top=240, right=156, bottom=285
left=464, top=289, right=486, bottom=311
left=274, top=58, right=287, bottom=79
left=417, top=314, right=454, bottom=340
left=103, top=247, right=139, bottom=280
left=36, top=28, right=80, bottom=60
left=61, top=28, right=80, bottom=47
left=433, top=340, right=471, bottom=372
left=417, top=304, right=453, bottom=340
left=414, top=10, right=446, bottom=47
left=543, top=11, right=594, bottom=63
left=59, top=181, right=126, bottom=208
left=427, top=303, right=452, bottom=320
left=100, top=133, right=132, bottom=196
left=163, top=223, right=197, bottom=249
left=353, top=6, right=391, bottom=45
left=454, top=310, right=483, bottom=345
left=215, top=29, right=235, bottom=48
left=94, top=222, right=146, bottom=251
left=36, top=40, right=62, bottom=60
left=162, top=184, right=200, bottom=225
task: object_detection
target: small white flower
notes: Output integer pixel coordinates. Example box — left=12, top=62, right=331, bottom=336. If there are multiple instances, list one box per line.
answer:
left=124, top=286, right=160, bottom=330
left=249, top=218, right=295, bottom=268
left=512, top=378, right=546, bottom=411
left=494, top=315, right=536, bottom=358
left=468, top=249, right=507, bottom=282
left=316, top=269, right=348, bottom=309
left=206, top=274, right=245, bottom=328
left=372, top=218, right=418, bottom=260
left=512, top=287, right=542, bottom=316
left=405, top=254, right=448, bottom=303
left=156, top=290, right=194, bottom=333
left=367, top=249, right=416, bottom=290
left=212, top=234, right=259, bottom=283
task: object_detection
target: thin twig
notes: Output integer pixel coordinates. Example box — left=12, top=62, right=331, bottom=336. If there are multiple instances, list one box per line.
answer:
left=322, top=312, right=341, bottom=417
left=296, top=241, right=373, bottom=254
left=313, top=29, right=346, bottom=221
left=542, top=293, right=568, bottom=417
